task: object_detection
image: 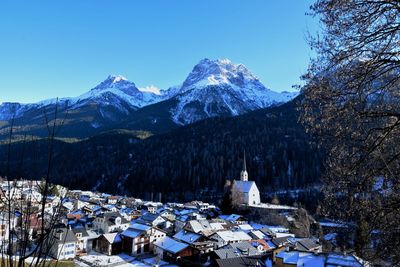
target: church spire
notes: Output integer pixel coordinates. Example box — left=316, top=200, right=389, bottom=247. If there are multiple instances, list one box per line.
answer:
left=240, top=150, right=249, bottom=181
left=243, top=150, right=247, bottom=171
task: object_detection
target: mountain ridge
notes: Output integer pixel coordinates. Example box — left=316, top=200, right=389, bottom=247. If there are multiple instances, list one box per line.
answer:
left=0, top=58, right=299, bottom=140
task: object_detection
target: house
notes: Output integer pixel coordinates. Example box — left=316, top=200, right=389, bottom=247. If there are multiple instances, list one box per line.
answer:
left=85, top=229, right=100, bottom=252
left=135, top=212, right=170, bottom=229
left=93, top=212, right=130, bottom=233
left=160, top=209, right=176, bottom=221
left=95, top=233, right=122, bottom=256
left=210, top=230, right=252, bottom=248
left=232, top=152, right=261, bottom=206
left=213, top=242, right=262, bottom=260
left=121, top=223, right=166, bottom=255
left=72, top=227, right=89, bottom=254
left=50, top=228, right=77, bottom=260
left=173, top=229, right=203, bottom=244
left=174, top=229, right=215, bottom=254
left=25, top=213, right=43, bottom=235
left=154, top=236, right=194, bottom=262
left=271, top=236, right=293, bottom=261
left=184, top=219, right=220, bottom=236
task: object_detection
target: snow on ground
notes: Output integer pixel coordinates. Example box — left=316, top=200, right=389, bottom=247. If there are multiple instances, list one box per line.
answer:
left=248, top=202, right=297, bottom=210
left=117, top=261, right=149, bottom=267
left=78, top=252, right=136, bottom=266
left=77, top=252, right=178, bottom=267
left=142, top=256, right=178, bottom=266
left=319, top=221, right=348, bottom=228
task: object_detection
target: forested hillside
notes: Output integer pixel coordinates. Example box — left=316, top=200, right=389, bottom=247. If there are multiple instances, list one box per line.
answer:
left=0, top=97, right=323, bottom=202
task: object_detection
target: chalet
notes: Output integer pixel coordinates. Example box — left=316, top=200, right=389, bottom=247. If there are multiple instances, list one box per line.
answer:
left=85, top=229, right=100, bottom=252
left=184, top=219, right=220, bottom=236
left=174, top=229, right=216, bottom=254
left=93, top=212, right=130, bottom=233
left=95, top=233, right=122, bottom=256
left=210, top=230, right=252, bottom=248
left=72, top=227, right=89, bottom=254
left=135, top=212, right=169, bottom=229
left=121, top=223, right=166, bottom=255
left=50, top=228, right=77, bottom=260
left=213, top=242, right=262, bottom=260
left=160, top=209, right=176, bottom=221
left=271, top=236, right=292, bottom=261
left=154, top=236, right=194, bottom=262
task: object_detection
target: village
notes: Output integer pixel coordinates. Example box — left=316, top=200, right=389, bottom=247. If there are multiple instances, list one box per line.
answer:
left=0, top=160, right=369, bottom=267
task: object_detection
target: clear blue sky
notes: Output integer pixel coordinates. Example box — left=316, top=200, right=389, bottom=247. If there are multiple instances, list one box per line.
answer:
left=0, top=0, right=318, bottom=103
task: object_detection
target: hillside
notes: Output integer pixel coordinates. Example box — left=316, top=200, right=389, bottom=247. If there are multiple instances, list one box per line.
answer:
left=0, top=97, right=323, bottom=203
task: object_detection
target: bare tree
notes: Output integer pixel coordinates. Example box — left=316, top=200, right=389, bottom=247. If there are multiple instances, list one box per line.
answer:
left=0, top=100, right=72, bottom=266
left=300, top=0, right=400, bottom=264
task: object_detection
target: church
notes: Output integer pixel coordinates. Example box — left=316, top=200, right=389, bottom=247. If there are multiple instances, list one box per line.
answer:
left=232, top=152, right=261, bottom=206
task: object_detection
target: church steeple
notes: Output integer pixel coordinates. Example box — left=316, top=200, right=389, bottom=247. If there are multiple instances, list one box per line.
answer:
left=240, top=150, right=248, bottom=181
left=243, top=150, right=247, bottom=171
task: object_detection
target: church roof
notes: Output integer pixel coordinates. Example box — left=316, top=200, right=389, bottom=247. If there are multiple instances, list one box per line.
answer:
left=233, top=180, right=256, bottom=193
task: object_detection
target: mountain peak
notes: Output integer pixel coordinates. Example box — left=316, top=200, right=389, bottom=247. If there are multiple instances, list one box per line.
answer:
left=91, top=75, right=136, bottom=92
left=106, top=74, right=128, bottom=83
left=198, top=58, right=232, bottom=66
left=180, top=58, right=258, bottom=91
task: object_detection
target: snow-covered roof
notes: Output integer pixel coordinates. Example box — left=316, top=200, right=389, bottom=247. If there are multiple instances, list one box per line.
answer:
left=213, top=230, right=251, bottom=242
left=209, top=222, right=225, bottom=231
left=233, top=181, right=256, bottom=193
left=276, top=251, right=300, bottom=264
left=248, top=230, right=266, bottom=240
left=187, top=220, right=212, bottom=233
left=248, top=203, right=297, bottom=210
left=154, top=236, right=189, bottom=254
left=326, top=253, right=363, bottom=267
left=102, top=233, right=122, bottom=244
left=121, top=228, right=143, bottom=239
left=298, top=254, right=325, bottom=267
left=319, top=221, right=348, bottom=228
left=130, top=223, right=151, bottom=232
left=275, top=232, right=295, bottom=238
left=238, top=224, right=253, bottom=231
left=173, top=230, right=202, bottom=244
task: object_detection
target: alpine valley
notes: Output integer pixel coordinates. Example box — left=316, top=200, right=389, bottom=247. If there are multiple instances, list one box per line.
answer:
left=0, top=59, right=322, bottom=207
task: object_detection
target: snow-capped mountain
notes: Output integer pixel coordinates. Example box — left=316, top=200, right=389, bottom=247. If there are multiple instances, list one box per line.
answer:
left=169, top=58, right=297, bottom=124
left=0, top=59, right=299, bottom=140
left=73, top=75, right=161, bottom=109
left=0, top=75, right=162, bottom=121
